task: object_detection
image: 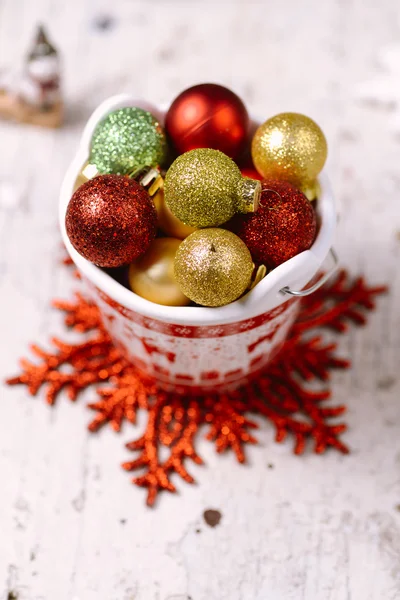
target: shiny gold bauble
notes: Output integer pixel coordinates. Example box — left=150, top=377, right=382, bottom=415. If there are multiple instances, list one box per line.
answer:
left=153, top=188, right=197, bottom=240
left=251, top=113, right=327, bottom=188
left=174, top=229, right=254, bottom=307
left=128, top=238, right=190, bottom=306
left=299, top=178, right=321, bottom=202
left=164, top=148, right=260, bottom=228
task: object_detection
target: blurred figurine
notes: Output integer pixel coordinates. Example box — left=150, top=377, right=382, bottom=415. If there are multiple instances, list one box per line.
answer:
left=0, top=24, right=63, bottom=128
left=20, top=25, right=61, bottom=111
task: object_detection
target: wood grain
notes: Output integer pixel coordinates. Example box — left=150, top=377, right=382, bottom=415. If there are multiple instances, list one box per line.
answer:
left=0, top=1, right=399, bottom=598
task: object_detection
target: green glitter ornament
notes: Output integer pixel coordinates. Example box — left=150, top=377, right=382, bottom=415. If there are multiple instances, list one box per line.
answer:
left=88, top=107, right=168, bottom=176
left=164, top=148, right=261, bottom=228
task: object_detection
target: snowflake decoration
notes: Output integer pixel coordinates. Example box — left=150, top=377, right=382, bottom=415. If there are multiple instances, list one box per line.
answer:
left=6, top=270, right=386, bottom=506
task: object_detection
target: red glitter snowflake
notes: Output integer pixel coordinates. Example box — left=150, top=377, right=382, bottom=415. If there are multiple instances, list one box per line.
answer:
left=6, top=271, right=386, bottom=506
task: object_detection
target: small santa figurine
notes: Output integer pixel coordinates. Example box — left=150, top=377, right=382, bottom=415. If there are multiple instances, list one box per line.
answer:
left=19, top=24, right=61, bottom=111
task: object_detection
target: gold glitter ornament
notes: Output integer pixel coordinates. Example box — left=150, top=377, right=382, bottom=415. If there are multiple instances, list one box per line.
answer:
left=73, top=161, right=96, bottom=192
left=153, top=188, right=197, bottom=240
left=164, top=148, right=261, bottom=228
left=129, top=238, right=190, bottom=307
left=174, top=229, right=254, bottom=307
left=251, top=113, right=327, bottom=188
left=299, top=178, right=321, bottom=202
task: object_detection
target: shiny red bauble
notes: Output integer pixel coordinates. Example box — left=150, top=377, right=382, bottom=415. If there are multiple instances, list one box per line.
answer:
left=234, top=179, right=317, bottom=268
left=241, top=166, right=263, bottom=181
left=165, top=83, right=249, bottom=159
left=66, top=175, right=157, bottom=268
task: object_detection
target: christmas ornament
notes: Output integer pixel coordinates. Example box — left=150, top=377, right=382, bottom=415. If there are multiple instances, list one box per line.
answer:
left=153, top=188, right=197, bottom=239
left=241, top=166, right=263, bottom=181
left=165, top=83, right=249, bottom=159
left=249, top=264, right=268, bottom=290
left=7, top=268, right=386, bottom=506
left=73, top=170, right=87, bottom=193
left=129, top=238, right=190, bottom=307
left=72, top=161, right=96, bottom=192
left=300, top=178, right=321, bottom=202
left=65, top=174, right=157, bottom=268
left=252, top=113, right=327, bottom=188
left=174, top=229, right=254, bottom=307
left=129, top=165, right=164, bottom=198
left=74, top=163, right=164, bottom=201
left=87, top=107, right=167, bottom=176
left=235, top=179, right=317, bottom=268
left=164, top=148, right=261, bottom=227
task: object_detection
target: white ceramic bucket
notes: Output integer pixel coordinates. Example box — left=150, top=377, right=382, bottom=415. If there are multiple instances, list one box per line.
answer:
left=59, top=95, right=337, bottom=394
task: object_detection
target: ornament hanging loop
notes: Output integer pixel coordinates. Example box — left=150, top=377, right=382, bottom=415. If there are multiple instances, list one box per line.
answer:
left=259, top=188, right=284, bottom=211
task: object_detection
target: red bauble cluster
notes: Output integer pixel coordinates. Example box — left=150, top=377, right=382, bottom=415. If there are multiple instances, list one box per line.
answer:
left=234, top=179, right=317, bottom=268
left=165, top=83, right=249, bottom=159
left=66, top=175, right=157, bottom=268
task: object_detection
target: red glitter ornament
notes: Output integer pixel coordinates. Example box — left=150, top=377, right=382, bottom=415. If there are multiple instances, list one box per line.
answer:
left=65, top=174, right=157, bottom=268
left=234, top=179, right=317, bottom=268
left=165, top=83, right=249, bottom=159
left=6, top=266, right=386, bottom=506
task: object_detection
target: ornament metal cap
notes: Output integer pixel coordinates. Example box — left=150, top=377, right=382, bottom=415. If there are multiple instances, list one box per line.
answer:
left=238, top=178, right=261, bottom=214
left=78, top=162, right=163, bottom=198
left=73, top=161, right=99, bottom=192
left=81, top=162, right=99, bottom=180
left=128, top=165, right=164, bottom=197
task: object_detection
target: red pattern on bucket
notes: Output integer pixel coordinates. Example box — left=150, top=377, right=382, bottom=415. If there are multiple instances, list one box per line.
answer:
left=91, top=281, right=293, bottom=337
left=85, top=279, right=300, bottom=391
left=6, top=271, right=387, bottom=506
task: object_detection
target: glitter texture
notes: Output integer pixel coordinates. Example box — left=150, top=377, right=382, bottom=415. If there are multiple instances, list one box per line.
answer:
left=164, top=148, right=260, bottom=227
left=174, top=228, right=254, bottom=306
left=234, top=179, right=317, bottom=268
left=66, top=174, right=157, bottom=267
left=90, top=107, right=167, bottom=175
left=251, top=113, right=327, bottom=187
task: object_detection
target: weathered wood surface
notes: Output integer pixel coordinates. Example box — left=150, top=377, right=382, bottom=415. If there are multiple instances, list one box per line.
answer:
left=0, top=1, right=399, bottom=598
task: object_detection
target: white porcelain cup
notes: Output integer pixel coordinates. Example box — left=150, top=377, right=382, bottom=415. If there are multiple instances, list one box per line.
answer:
left=59, top=95, right=337, bottom=394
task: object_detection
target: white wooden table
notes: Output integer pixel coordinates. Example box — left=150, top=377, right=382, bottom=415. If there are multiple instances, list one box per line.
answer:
left=1, top=1, right=399, bottom=598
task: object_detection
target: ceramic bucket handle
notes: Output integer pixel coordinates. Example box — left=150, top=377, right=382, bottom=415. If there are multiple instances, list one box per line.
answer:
left=280, top=248, right=339, bottom=297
